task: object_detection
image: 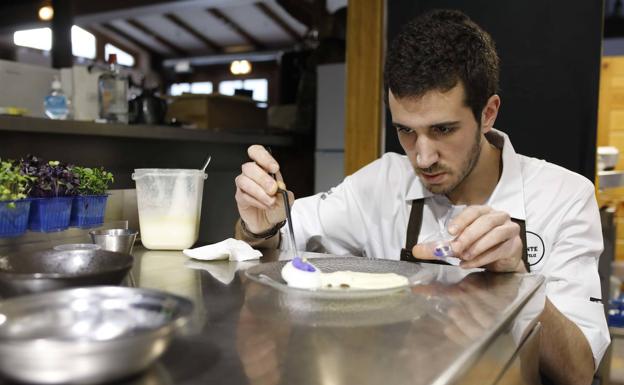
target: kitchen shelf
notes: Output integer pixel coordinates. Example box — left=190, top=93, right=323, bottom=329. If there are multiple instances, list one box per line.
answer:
left=0, top=115, right=293, bottom=146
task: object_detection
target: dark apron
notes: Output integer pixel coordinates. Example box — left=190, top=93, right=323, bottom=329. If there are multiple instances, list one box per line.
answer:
left=399, top=198, right=530, bottom=272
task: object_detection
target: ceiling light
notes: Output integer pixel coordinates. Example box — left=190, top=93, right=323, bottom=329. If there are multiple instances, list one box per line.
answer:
left=230, top=60, right=251, bottom=75
left=174, top=60, right=192, bottom=73
left=38, top=5, right=54, bottom=21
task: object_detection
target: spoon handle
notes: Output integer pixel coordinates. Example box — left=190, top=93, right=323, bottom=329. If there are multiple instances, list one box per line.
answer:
left=201, top=155, right=212, bottom=172
left=280, top=188, right=299, bottom=258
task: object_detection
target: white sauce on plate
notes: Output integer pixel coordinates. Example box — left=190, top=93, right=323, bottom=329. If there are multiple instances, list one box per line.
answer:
left=280, top=260, right=409, bottom=291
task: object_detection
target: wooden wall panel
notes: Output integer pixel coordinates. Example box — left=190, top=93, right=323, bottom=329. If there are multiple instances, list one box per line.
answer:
left=344, top=0, right=384, bottom=175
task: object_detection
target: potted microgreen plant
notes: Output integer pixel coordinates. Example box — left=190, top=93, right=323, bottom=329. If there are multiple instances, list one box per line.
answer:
left=0, top=160, right=34, bottom=237
left=70, top=166, right=114, bottom=228
left=21, top=155, right=78, bottom=232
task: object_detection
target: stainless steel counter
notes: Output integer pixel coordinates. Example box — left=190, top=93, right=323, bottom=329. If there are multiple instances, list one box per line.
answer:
left=94, top=247, right=545, bottom=385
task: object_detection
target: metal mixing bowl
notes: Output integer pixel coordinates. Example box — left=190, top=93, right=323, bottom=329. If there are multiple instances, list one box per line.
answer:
left=0, top=286, right=194, bottom=384
left=0, top=249, right=133, bottom=297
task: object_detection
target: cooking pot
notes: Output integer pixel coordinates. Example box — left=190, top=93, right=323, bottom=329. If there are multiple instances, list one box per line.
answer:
left=0, top=249, right=133, bottom=297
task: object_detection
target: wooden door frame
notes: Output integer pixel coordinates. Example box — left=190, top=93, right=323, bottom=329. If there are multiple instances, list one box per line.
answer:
left=344, top=0, right=385, bottom=175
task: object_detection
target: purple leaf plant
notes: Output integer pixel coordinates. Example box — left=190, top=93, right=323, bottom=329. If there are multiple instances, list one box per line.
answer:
left=20, top=155, right=79, bottom=198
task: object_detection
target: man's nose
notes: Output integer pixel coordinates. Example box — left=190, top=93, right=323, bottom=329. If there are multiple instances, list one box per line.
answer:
left=415, top=138, right=438, bottom=168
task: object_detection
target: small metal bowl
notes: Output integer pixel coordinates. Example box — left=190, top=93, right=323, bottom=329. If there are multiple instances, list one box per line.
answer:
left=0, top=286, right=193, bottom=384
left=89, top=228, right=138, bottom=255
left=0, top=249, right=133, bottom=297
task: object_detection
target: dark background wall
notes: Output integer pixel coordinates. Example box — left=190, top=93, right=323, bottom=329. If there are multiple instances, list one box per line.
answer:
left=385, top=0, right=604, bottom=181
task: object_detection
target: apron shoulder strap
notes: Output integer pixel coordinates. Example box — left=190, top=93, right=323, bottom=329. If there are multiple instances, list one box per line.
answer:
left=406, top=198, right=424, bottom=248
left=400, top=198, right=450, bottom=265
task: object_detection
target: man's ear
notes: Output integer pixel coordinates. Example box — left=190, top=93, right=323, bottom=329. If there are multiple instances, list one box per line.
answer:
left=481, top=94, right=501, bottom=133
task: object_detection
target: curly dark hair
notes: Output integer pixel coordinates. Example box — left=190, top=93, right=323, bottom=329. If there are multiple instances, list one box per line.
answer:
left=384, top=9, right=500, bottom=123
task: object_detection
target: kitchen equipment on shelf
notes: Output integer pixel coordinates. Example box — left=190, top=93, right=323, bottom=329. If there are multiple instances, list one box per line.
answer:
left=597, top=146, right=620, bottom=171
left=0, top=249, right=133, bottom=297
left=129, top=87, right=168, bottom=125
left=132, top=169, right=207, bottom=250
left=0, top=286, right=193, bottom=384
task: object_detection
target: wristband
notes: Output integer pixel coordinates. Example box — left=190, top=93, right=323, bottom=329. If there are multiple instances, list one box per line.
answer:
left=240, top=219, right=286, bottom=240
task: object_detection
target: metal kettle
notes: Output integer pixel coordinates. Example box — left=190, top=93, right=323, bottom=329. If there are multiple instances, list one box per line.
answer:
left=129, top=88, right=167, bottom=125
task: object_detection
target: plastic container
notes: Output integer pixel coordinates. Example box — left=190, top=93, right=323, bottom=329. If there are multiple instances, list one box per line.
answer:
left=44, top=76, right=70, bottom=120
left=132, top=169, right=207, bottom=250
left=0, top=199, right=31, bottom=237
left=70, top=195, right=108, bottom=228
left=28, top=197, right=73, bottom=232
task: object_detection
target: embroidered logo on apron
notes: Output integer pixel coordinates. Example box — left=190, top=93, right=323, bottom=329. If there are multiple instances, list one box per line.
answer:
left=526, top=231, right=545, bottom=267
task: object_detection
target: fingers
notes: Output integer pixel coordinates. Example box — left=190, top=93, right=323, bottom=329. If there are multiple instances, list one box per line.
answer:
left=447, top=205, right=492, bottom=236
left=454, top=220, right=519, bottom=260
left=420, top=205, right=524, bottom=272
left=239, top=147, right=290, bottom=199
left=411, top=242, right=437, bottom=260
left=243, top=161, right=279, bottom=195
left=459, top=235, right=523, bottom=271
left=248, top=145, right=279, bottom=174
left=450, top=209, right=509, bottom=254
left=235, top=173, right=276, bottom=208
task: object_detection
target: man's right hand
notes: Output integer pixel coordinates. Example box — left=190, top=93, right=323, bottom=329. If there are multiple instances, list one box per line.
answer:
left=235, top=145, right=293, bottom=235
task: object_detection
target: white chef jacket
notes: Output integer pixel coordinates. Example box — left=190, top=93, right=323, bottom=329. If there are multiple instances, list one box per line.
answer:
left=281, top=129, right=610, bottom=366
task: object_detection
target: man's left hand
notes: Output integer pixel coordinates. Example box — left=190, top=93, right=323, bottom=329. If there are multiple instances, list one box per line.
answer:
left=412, top=205, right=526, bottom=272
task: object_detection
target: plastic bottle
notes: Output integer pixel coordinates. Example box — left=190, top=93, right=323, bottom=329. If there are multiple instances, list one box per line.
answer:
left=44, top=76, right=70, bottom=119
left=98, top=54, right=129, bottom=123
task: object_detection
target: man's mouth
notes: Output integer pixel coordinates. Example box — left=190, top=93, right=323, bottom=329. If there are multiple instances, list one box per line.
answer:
left=419, top=172, right=445, bottom=183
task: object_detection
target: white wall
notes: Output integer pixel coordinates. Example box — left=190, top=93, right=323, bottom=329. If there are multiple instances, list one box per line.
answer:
left=315, top=63, right=345, bottom=193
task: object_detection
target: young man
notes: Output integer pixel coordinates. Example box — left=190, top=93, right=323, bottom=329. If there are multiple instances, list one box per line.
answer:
left=234, top=10, right=608, bottom=385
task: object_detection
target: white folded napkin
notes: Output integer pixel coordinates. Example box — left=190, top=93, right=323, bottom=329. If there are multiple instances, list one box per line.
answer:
left=183, top=238, right=262, bottom=261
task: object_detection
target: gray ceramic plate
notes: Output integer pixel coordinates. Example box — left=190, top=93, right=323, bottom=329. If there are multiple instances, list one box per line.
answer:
left=244, top=257, right=435, bottom=299
left=244, top=258, right=434, bottom=326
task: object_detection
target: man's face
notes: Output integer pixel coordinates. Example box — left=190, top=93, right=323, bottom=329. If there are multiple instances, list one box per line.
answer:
left=388, top=84, right=484, bottom=195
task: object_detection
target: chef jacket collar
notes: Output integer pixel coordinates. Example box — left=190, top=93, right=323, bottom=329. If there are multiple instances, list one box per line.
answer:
left=405, top=129, right=526, bottom=221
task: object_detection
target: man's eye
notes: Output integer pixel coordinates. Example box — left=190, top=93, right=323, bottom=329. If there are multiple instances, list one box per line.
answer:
left=433, top=126, right=454, bottom=135
left=396, top=126, right=413, bottom=134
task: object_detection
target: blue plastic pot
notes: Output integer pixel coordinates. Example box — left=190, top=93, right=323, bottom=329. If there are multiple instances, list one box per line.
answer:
left=28, top=197, right=73, bottom=232
left=70, top=195, right=108, bottom=228
left=0, top=199, right=31, bottom=237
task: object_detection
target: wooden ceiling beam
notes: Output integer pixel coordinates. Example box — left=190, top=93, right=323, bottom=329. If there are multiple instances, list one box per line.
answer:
left=164, top=13, right=222, bottom=53
left=207, top=8, right=266, bottom=50
left=254, top=2, right=301, bottom=41
left=86, top=26, right=141, bottom=59
left=126, top=18, right=188, bottom=57
left=0, top=0, right=180, bottom=33
left=99, top=22, right=159, bottom=56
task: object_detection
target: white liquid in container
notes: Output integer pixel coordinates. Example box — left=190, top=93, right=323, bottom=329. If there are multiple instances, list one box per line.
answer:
left=139, top=215, right=199, bottom=250
left=133, top=169, right=207, bottom=251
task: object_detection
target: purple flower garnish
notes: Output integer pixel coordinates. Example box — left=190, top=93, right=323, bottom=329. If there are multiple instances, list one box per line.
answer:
left=292, top=257, right=316, bottom=272
left=434, top=245, right=452, bottom=258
